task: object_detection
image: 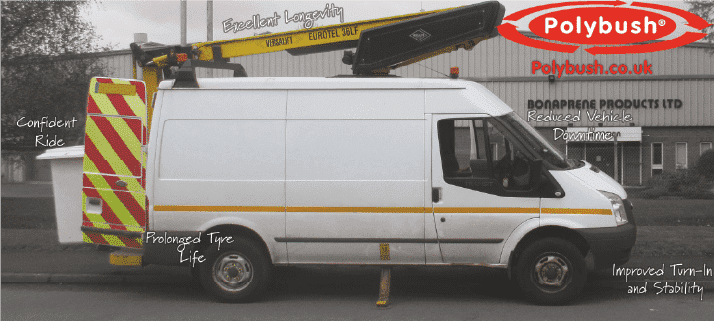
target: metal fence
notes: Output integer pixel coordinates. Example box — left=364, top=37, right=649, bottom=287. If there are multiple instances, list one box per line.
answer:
left=1, top=151, right=52, bottom=183
left=566, top=142, right=641, bottom=186
left=1, top=153, right=27, bottom=183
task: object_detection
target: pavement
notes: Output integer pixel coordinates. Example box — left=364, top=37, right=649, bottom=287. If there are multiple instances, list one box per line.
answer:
left=1, top=182, right=54, bottom=198
left=1, top=228, right=190, bottom=284
left=3, top=227, right=714, bottom=290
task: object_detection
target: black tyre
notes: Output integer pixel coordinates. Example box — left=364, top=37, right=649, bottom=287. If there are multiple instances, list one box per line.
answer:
left=198, top=236, right=273, bottom=302
left=515, top=238, right=587, bottom=305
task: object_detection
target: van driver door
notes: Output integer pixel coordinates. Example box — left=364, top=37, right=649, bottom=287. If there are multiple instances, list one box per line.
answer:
left=431, top=114, right=540, bottom=264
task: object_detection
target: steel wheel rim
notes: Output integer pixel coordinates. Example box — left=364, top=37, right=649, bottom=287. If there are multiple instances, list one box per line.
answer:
left=212, top=252, right=253, bottom=292
left=530, top=251, right=572, bottom=294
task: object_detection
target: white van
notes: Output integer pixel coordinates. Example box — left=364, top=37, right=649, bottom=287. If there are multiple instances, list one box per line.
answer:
left=132, top=77, right=634, bottom=304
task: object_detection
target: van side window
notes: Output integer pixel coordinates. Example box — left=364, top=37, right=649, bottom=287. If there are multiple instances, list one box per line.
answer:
left=437, top=118, right=536, bottom=194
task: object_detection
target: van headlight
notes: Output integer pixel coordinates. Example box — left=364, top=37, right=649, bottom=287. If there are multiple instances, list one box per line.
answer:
left=599, top=190, right=628, bottom=225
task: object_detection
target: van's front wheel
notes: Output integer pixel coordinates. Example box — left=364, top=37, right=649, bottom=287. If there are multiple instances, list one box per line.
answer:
left=199, top=237, right=272, bottom=302
left=515, top=238, right=586, bottom=305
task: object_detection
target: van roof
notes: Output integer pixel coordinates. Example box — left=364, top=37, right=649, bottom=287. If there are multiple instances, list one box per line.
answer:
left=157, top=77, right=514, bottom=117
left=158, top=77, right=481, bottom=90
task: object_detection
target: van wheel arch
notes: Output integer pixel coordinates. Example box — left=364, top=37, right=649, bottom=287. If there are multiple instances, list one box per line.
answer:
left=509, top=226, right=589, bottom=277
left=194, top=224, right=272, bottom=260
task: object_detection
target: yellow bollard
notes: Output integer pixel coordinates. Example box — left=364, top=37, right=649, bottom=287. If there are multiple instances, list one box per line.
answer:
left=376, top=267, right=391, bottom=307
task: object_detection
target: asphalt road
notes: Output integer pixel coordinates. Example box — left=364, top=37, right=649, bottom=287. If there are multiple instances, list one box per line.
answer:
left=3, top=266, right=713, bottom=320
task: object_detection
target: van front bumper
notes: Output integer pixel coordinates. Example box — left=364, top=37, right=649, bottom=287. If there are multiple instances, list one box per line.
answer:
left=576, top=199, right=636, bottom=270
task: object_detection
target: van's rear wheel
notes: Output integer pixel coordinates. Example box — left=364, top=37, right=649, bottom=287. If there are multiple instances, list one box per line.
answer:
left=515, top=238, right=586, bottom=305
left=199, top=237, right=272, bottom=302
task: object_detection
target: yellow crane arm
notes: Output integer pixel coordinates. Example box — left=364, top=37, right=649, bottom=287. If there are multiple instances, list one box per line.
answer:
left=137, top=1, right=505, bottom=121
left=193, top=7, right=458, bottom=62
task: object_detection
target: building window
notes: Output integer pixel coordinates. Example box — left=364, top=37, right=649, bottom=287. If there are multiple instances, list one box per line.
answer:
left=651, top=143, right=663, bottom=175
left=675, top=142, right=687, bottom=170
left=701, top=142, right=712, bottom=155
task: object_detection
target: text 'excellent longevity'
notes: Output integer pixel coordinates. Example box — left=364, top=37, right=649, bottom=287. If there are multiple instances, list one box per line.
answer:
left=223, top=3, right=344, bottom=32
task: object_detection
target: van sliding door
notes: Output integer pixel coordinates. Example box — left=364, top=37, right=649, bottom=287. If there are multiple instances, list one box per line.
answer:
left=284, top=89, right=426, bottom=264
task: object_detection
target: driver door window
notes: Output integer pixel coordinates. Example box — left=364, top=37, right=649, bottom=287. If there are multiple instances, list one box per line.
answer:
left=437, top=118, right=535, bottom=194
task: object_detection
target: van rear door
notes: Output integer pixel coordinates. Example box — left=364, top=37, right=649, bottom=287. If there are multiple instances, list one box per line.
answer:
left=80, top=77, right=147, bottom=249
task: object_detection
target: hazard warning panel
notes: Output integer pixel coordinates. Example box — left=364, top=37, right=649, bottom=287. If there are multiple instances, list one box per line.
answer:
left=80, top=77, right=147, bottom=249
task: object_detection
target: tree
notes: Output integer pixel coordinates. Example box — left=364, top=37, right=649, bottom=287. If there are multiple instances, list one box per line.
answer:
left=688, top=1, right=714, bottom=47
left=1, top=1, right=109, bottom=150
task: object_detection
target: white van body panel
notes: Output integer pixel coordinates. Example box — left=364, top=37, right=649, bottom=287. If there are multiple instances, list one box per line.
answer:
left=423, top=115, right=442, bottom=264
left=146, top=90, right=162, bottom=228
left=540, top=171, right=616, bottom=228
left=148, top=88, right=289, bottom=262
left=147, top=77, right=627, bottom=268
left=158, top=120, right=285, bottom=180
left=155, top=211, right=288, bottom=263
left=288, top=90, right=424, bottom=120
left=284, top=89, right=426, bottom=264
left=498, top=217, right=541, bottom=264
left=567, top=161, right=627, bottom=199
left=286, top=120, right=424, bottom=180
left=425, top=87, right=511, bottom=116
left=157, top=89, right=287, bottom=120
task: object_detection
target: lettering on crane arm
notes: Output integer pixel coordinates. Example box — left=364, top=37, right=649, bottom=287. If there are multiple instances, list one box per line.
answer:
left=266, top=36, right=294, bottom=48
left=264, top=25, right=358, bottom=48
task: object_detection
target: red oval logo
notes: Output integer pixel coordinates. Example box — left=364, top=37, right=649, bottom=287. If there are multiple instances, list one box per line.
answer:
left=497, top=1, right=710, bottom=55
left=529, top=7, right=676, bottom=45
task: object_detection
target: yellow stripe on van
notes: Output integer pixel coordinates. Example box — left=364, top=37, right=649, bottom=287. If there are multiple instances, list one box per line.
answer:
left=434, top=207, right=540, bottom=214
left=287, top=207, right=429, bottom=213
left=153, top=206, right=430, bottom=213
left=152, top=205, right=611, bottom=215
left=542, top=208, right=612, bottom=215
left=154, top=205, right=285, bottom=212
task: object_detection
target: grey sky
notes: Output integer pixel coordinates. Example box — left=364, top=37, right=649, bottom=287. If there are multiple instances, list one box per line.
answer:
left=82, top=1, right=694, bottom=50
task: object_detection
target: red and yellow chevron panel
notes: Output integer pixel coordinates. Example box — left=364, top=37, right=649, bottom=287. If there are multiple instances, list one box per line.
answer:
left=83, top=115, right=143, bottom=178
left=87, top=78, right=146, bottom=119
left=82, top=231, right=143, bottom=249
left=81, top=186, right=146, bottom=248
left=81, top=77, right=147, bottom=249
left=83, top=173, right=144, bottom=192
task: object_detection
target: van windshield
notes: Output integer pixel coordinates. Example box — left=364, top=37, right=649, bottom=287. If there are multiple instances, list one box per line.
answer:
left=494, top=112, right=573, bottom=170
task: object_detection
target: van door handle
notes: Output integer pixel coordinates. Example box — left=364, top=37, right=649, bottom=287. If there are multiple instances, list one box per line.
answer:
left=432, top=188, right=440, bottom=203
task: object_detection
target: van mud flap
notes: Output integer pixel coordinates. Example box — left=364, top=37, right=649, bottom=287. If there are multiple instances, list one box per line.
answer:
left=80, top=77, right=148, bottom=249
left=350, top=1, right=505, bottom=74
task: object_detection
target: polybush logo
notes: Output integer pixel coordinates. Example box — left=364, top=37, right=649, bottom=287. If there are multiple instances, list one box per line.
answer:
left=497, top=1, right=711, bottom=55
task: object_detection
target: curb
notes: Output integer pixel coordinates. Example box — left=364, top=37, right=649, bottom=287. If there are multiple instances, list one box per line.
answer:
left=1, top=272, right=188, bottom=284
left=4, top=272, right=714, bottom=289
left=1, top=273, right=51, bottom=283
